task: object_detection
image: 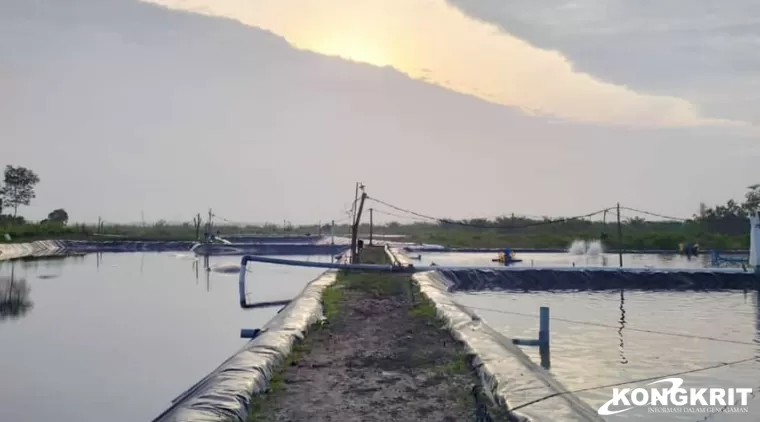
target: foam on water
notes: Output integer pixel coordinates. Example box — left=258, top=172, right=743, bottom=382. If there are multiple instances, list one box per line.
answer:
left=567, top=240, right=604, bottom=256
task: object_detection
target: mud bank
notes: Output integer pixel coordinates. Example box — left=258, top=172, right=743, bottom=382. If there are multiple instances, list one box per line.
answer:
left=437, top=268, right=759, bottom=291
left=389, top=249, right=604, bottom=422
left=245, top=247, right=510, bottom=422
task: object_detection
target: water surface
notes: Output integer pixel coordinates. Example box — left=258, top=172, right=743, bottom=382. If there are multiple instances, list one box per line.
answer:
left=422, top=252, right=760, bottom=420
left=0, top=252, right=331, bottom=422
left=417, top=251, right=712, bottom=269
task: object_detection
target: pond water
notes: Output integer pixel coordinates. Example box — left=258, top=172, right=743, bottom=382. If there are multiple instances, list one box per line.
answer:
left=420, top=252, right=760, bottom=421
left=0, top=252, right=332, bottom=422
left=416, top=251, right=713, bottom=269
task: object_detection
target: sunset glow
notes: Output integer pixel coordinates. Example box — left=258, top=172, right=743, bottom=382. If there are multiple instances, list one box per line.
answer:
left=144, top=0, right=743, bottom=128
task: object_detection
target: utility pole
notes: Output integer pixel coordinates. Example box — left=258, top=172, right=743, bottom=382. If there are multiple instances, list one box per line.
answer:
left=351, top=182, right=360, bottom=224
left=331, top=220, right=335, bottom=245
left=616, top=203, right=623, bottom=268
left=350, top=190, right=367, bottom=263
left=369, top=208, right=374, bottom=246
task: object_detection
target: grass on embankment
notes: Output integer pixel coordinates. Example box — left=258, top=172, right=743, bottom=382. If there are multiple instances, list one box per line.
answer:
left=246, top=246, right=511, bottom=422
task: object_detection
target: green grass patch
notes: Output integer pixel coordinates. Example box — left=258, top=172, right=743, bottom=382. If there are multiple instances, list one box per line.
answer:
left=321, top=284, right=342, bottom=321
left=338, top=271, right=405, bottom=297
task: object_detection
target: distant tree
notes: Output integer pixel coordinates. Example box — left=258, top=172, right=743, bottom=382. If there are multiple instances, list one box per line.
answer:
left=698, top=202, right=707, bottom=218
left=47, top=209, right=69, bottom=224
left=743, top=184, right=760, bottom=213
left=0, top=166, right=40, bottom=217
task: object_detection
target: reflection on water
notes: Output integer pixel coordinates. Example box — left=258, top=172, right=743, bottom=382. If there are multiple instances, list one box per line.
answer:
left=455, top=290, right=760, bottom=420
left=0, top=262, right=33, bottom=321
left=618, top=289, right=627, bottom=365
left=0, top=252, right=332, bottom=422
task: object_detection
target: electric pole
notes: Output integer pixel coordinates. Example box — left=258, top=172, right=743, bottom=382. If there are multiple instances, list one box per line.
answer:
left=350, top=189, right=367, bottom=264
left=369, top=208, right=374, bottom=246
left=351, top=182, right=359, bottom=224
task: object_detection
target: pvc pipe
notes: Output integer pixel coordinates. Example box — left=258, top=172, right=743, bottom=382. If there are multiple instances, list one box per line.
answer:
left=539, top=306, right=551, bottom=369
left=240, top=328, right=261, bottom=339
left=512, top=339, right=541, bottom=346
left=238, top=262, right=247, bottom=308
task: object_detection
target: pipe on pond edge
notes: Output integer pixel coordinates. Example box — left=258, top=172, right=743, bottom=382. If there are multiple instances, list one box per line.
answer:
left=387, top=248, right=605, bottom=422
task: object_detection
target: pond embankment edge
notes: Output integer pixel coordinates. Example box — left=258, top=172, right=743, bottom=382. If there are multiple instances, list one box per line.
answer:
left=386, top=247, right=605, bottom=422
left=152, top=269, right=338, bottom=422
left=0, top=240, right=67, bottom=261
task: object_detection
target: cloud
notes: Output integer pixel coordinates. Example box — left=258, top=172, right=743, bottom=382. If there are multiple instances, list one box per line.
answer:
left=142, top=0, right=746, bottom=128
left=444, top=0, right=760, bottom=125
left=1, top=0, right=758, bottom=225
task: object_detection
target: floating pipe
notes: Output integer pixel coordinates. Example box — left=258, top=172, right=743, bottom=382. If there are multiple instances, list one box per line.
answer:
left=240, top=328, right=261, bottom=339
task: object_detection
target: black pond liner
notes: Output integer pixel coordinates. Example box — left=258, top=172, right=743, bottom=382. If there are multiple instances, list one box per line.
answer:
left=438, top=268, right=760, bottom=291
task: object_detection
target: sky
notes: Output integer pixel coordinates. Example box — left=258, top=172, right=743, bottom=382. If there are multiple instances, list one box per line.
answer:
left=1, top=0, right=758, bottom=225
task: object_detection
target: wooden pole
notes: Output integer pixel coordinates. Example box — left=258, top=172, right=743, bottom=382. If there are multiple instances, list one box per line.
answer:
left=369, top=208, right=374, bottom=246
left=617, top=203, right=623, bottom=267
left=350, top=192, right=367, bottom=263
left=351, top=182, right=359, bottom=223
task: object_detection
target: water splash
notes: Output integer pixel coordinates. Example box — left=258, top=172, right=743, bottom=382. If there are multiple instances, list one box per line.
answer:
left=567, top=240, right=604, bottom=256
left=586, top=240, right=604, bottom=256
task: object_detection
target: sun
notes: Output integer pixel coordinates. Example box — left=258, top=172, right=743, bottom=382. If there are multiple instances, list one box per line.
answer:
left=305, top=35, right=393, bottom=67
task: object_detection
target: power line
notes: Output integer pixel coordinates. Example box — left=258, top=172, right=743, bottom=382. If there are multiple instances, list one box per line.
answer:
left=372, top=208, right=432, bottom=222
left=367, top=196, right=613, bottom=230
left=465, top=305, right=758, bottom=346
left=620, top=206, right=690, bottom=222
left=366, top=196, right=440, bottom=222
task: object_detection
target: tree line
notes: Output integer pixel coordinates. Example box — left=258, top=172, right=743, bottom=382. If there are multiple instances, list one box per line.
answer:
left=0, top=162, right=757, bottom=249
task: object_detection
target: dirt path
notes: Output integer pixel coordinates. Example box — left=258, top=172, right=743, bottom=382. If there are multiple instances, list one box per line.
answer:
left=248, top=247, right=512, bottom=422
